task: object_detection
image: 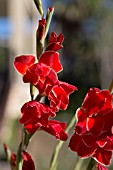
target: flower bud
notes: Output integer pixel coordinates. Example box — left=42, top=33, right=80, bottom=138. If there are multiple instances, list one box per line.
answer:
left=36, top=18, right=46, bottom=58
left=34, top=0, right=43, bottom=16
left=44, top=7, right=54, bottom=38
left=3, top=143, right=11, bottom=162
left=37, top=18, right=46, bottom=41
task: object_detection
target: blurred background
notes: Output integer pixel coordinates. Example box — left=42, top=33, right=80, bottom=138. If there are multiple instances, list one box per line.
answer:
left=0, top=0, right=113, bottom=169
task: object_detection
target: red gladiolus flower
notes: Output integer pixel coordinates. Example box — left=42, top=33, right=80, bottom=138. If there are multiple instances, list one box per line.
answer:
left=41, top=120, right=68, bottom=141
left=22, top=151, right=35, bottom=170
left=46, top=32, right=64, bottom=51
left=48, top=81, right=77, bottom=112
left=20, top=101, right=55, bottom=134
left=14, top=55, right=35, bottom=75
left=75, top=88, right=113, bottom=137
left=69, top=132, right=113, bottom=166
left=69, top=88, right=113, bottom=166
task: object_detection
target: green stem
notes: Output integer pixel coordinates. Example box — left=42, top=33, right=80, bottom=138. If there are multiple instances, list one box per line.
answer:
left=16, top=129, right=33, bottom=170
left=50, top=141, right=63, bottom=170
left=30, top=84, right=34, bottom=101
left=50, top=115, right=76, bottom=170
left=16, top=142, right=23, bottom=170
left=86, top=158, right=96, bottom=170
left=65, top=115, right=76, bottom=134
left=74, top=157, right=84, bottom=170
left=44, top=7, right=54, bottom=39
left=108, top=79, right=113, bottom=93
left=23, top=130, right=33, bottom=150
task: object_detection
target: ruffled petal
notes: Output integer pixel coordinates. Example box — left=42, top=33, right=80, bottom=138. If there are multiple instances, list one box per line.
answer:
left=49, top=32, right=64, bottom=44
left=69, top=133, right=95, bottom=158
left=69, top=133, right=81, bottom=152
left=92, top=148, right=112, bottom=166
left=76, top=108, right=88, bottom=122
left=59, top=81, right=78, bottom=95
left=82, top=134, right=96, bottom=147
left=20, top=101, right=55, bottom=134
left=96, top=163, right=108, bottom=170
left=23, top=63, right=50, bottom=84
left=39, top=51, right=63, bottom=73
left=41, top=120, right=68, bottom=141
left=103, top=109, right=113, bottom=132
left=24, top=119, right=41, bottom=134
left=104, top=136, right=113, bottom=151
left=48, top=85, right=69, bottom=111
left=14, top=55, right=35, bottom=74
left=87, top=116, right=104, bottom=137
left=46, top=42, right=63, bottom=51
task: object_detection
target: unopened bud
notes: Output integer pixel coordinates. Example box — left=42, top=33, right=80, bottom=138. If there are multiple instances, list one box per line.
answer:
left=44, top=7, right=54, bottom=38
left=34, top=0, right=44, bottom=16
left=3, top=143, right=11, bottom=162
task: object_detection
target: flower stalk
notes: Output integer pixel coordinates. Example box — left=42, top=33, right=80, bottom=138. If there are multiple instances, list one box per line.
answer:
left=34, top=0, right=43, bottom=16
left=50, top=115, right=76, bottom=170
left=86, top=158, right=96, bottom=170
left=44, top=7, right=54, bottom=39
left=16, top=142, right=23, bottom=170
left=108, top=79, right=113, bottom=93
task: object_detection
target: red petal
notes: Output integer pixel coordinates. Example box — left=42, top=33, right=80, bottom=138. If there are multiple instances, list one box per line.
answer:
left=104, top=136, right=113, bottom=151
left=92, top=148, right=112, bottom=166
left=22, top=151, right=35, bottom=170
left=49, top=85, right=69, bottom=103
left=59, top=81, right=78, bottom=95
left=57, top=33, right=64, bottom=44
left=82, top=134, right=96, bottom=147
left=76, top=108, right=88, bottom=122
left=23, top=63, right=50, bottom=84
left=46, top=42, right=63, bottom=51
left=69, top=133, right=81, bottom=152
left=87, top=116, right=104, bottom=137
left=75, top=108, right=88, bottom=134
left=96, top=140, right=107, bottom=148
left=41, top=120, right=68, bottom=141
left=39, top=51, right=63, bottom=73
left=69, top=133, right=95, bottom=158
left=20, top=101, right=55, bottom=134
left=98, top=99, right=112, bottom=116
left=14, top=55, right=35, bottom=74
left=103, top=110, right=113, bottom=132
left=100, top=90, right=112, bottom=102
left=48, top=32, right=64, bottom=44
left=96, top=164, right=108, bottom=170
left=20, top=102, right=37, bottom=124
left=49, top=85, right=69, bottom=111
left=77, top=139, right=95, bottom=158
left=75, top=119, right=87, bottom=134
left=82, top=88, right=112, bottom=117
left=24, top=119, right=41, bottom=134
left=49, top=32, right=57, bottom=43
